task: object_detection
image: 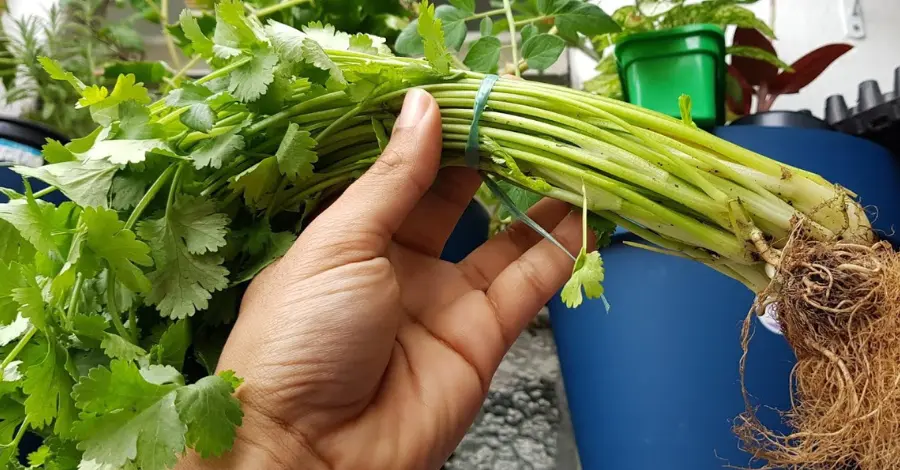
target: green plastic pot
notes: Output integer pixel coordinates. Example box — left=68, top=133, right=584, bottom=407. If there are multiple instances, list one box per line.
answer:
left=615, top=24, right=726, bottom=128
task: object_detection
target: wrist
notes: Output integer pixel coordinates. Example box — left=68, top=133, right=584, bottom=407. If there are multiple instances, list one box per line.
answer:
left=176, top=395, right=331, bottom=470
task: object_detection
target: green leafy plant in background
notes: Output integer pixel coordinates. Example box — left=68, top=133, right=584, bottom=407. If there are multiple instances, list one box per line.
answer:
left=583, top=0, right=788, bottom=100
left=0, top=0, right=174, bottom=138
left=394, top=0, right=621, bottom=75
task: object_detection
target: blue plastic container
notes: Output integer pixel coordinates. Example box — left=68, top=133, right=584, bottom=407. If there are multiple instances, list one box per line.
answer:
left=550, top=127, right=900, bottom=469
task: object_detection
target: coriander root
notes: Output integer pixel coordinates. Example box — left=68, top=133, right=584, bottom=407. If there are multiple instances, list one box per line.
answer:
left=737, top=229, right=900, bottom=470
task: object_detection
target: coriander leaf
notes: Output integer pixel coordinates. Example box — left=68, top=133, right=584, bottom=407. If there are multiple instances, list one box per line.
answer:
left=561, top=249, right=605, bottom=308
left=182, top=104, right=216, bottom=133
left=0, top=221, right=33, bottom=267
left=229, top=51, right=279, bottom=102
left=85, top=74, right=152, bottom=127
left=103, top=61, right=172, bottom=86
left=82, top=138, right=170, bottom=165
left=561, top=186, right=606, bottom=309
left=418, top=0, right=453, bottom=75
left=229, top=157, right=280, bottom=210
left=175, top=374, right=243, bottom=458
left=24, top=342, right=76, bottom=438
left=72, top=360, right=185, bottom=470
left=140, top=364, right=183, bottom=386
left=348, top=34, right=377, bottom=55
left=190, top=128, right=245, bottom=170
left=587, top=213, right=617, bottom=250
left=14, top=159, right=118, bottom=209
left=0, top=198, right=62, bottom=254
left=520, top=24, right=538, bottom=43
left=12, top=266, right=45, bottom=330
left=434, top=5, right=468, bottom=51
left=27, top=444, right=50, bottom=467
left=81, top=207, right=153, bottom=293
left=299, top=39, right=346, bottom=90
left=78, top=86, right=111, bottom=108
left=73, top=314, right=110, bottom=341
left=480, top=17, right=494, bottom=37
left=464, top=36, right=501, bottom=74
left=100, top=333, right=147, bottom=361
left=166, top=83, right=214, bottom=107
left=38, top=56, right=85, bottom=91
left=213, top=0, right=266, bottom=50
left=116, top=102, right=166, bottom=140
left=450, top=0, right=475, bottom=14
left=42, top=140, right=76, bottom=164
left=275, top=123, right=318, bottom=180
left=179, top=10, right=214, bottom=58
left=265, top=20, right=308, bottom=62
left=521, top=34, right=566, bottom=71
left=152, top=320, right=190, bottom=370
left=168, top=195, right=229, bottom=255
left=137, top=200, right=229, bottom=319
left=555, top=2, right=621, bottom=39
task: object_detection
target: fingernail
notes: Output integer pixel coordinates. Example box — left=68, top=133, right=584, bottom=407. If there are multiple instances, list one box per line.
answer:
left=396, top=88, right=431, bottom=129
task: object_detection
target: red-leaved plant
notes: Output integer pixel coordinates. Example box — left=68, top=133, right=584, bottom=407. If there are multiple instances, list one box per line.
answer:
left=727, top=27, right=854, bottom=116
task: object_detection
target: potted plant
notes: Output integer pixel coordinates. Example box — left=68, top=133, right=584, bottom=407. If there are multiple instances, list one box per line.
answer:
left=726, top=26, right=853, bottom=125
left=583, top=0, right=787, bottom=127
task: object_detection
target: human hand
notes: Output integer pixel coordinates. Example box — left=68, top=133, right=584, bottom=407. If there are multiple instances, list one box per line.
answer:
left=177, top=88, right=589, bottom=470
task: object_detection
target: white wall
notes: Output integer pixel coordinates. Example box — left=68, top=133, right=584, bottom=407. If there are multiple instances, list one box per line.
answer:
left=572, top=0, right=900, bottom=118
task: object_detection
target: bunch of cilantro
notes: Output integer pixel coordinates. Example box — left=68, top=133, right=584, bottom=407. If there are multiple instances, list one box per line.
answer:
left=0, top=0, right=616, bottom=467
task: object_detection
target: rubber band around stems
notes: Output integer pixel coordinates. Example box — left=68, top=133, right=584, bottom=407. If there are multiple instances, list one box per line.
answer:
left=466, top=75, right=576, bottom=261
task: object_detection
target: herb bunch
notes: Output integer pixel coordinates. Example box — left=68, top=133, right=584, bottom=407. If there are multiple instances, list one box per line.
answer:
left=0, top=0, right=869, bottom=468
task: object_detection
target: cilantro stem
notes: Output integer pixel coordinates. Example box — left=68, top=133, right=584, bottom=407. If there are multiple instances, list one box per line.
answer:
left=467, top=8, right=506, bottom=21
left=166, top=56, right=202, bottom=93
left=1, top=417, right=28, bottom=451
left=67, top=274, right=85, bottom=324
left=167, top=164, right=187, bottom=212
left=0, top=326, right=36, bottom=378
left=106, top=272, right=133, bottom=343
left=501, top=0, right=521, bottom=78
left=128, top=309, right=138, bottom=343
left=252, top=0, right=311, bottom=19
left=125, top=165, right=177, bottom=231
left=195, top=57, right=252, bottom=86
left=32, top=186, right=58, bottom=199
left=514, top=15, right=551, bottom=27
left=160, top=0, right=183, bottom=69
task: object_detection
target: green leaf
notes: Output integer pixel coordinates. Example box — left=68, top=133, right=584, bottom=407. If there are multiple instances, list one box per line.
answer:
left=117, top=102, right=166, bottom=140
left=229, top=157, right=281, bottom=210
left=137, top=197, right=229, bottom=319
left=174, top=374, right=243, bottom=458
left=24, top=342, right=76, bottom=438
left=101, top=333, right=147, bottom=361
left=480, top=17, right=494, bottom=37
left=213, top=0, right=266, bottom=56
left=554, top=2, right=621, bottom=39
left=418, top=0, right=453, bottom=75
left=727, top=45, right=793, bottom=71
left=12, top=268, right=45, bottom=330
left=233, top=229, right=296, bottom=284
left=521, top=34, right=566, bottom=71
left=464, top=36, right=502, bottom=74
left=14, top=160, right=118, bottom=209
left=520, top=24, right=538, bottom=44
left=434, top=5, right=468, bottom=51
left=41, top=140, right=76, bottom=164
left=190, top=126, right=245, bottom=170
left=0, top=198, right=64, bottom=254
left=450, top=0, right=475, bottom=14
left=152, top=320, right=191, bottom=370
left=299, top=38, right=347, bottom=91
left=38, top=56, right=85, bottom=91
left=103, top=61, right=172, bottom=85
left=27, top=445, right=50, bottom=467
left=179, top=10, right=215, bottom=58
left=182, top=104, right=216, bottom=132
left=561, top=187, right=606, bottom=309
left=81, top=207, right=153, bottom=293
left=72, top=360, right=184, bottom=470
left=229, top=51, right=280, bottom=102
left=394, top=20, right=425, bottom=57
left=82, top=138, right=169, bottom=165
left=275, top=123, right=318, bottom=180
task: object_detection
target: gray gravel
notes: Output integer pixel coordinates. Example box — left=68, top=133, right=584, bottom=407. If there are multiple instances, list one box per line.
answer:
left=445, top=309, right=578, bottom=470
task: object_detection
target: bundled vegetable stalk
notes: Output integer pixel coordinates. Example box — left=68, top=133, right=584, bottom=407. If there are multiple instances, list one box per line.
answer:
left=0, top=0, right=896, bottom=468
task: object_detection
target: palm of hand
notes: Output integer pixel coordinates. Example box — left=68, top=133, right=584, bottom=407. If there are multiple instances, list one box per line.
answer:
left=195, top=91, right=585, bottom=470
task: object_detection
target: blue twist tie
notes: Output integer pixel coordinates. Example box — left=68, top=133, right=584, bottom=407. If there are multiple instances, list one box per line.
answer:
left=464, top=74, right=575, bottom=260
left=465, top=74, right=499, bottom=169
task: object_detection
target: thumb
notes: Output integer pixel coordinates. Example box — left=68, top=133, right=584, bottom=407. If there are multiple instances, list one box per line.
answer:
left=300, top=88, right=443, bottom=258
